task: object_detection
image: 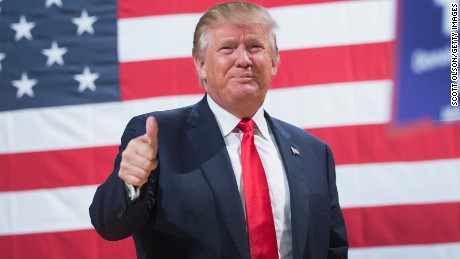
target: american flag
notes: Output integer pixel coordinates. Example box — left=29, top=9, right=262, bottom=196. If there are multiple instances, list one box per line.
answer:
left=1, top=0, right=459, bottom=258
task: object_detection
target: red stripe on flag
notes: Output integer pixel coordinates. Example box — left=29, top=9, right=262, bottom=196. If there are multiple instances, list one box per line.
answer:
left=271, top=42, right=394, bottom=90
left=0, top=230, right=135, bottom=259
left=0, top=146, right=118, bottom=192
left=343, top=202, right=460, bottom=248
left=120, top=58, right=204, bottom=101
left=118, top=0, right=345, bottom=18
left=1, top=123, right=459, bottom=192
left=120, top=42, right=393, bottom=100
left=308, top=122, right=460, bottom=165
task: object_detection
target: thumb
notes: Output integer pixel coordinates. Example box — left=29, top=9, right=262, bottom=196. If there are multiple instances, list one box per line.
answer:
left=145, top=116, right=158, bottom=148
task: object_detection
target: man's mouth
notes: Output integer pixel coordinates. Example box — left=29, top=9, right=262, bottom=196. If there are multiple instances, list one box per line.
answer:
left=233, top=73, right=254, bottom=80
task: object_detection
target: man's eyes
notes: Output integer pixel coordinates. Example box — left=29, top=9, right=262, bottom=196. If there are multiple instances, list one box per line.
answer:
left=218, top=45, right=263, bottom=53
left=218, top=46, right=234, bottom=54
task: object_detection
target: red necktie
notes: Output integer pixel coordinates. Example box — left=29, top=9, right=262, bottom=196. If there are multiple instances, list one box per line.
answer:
left=237, top=119, right=278, bottom=259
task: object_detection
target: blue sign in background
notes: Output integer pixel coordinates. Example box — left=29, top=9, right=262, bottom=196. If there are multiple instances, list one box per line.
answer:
left=394, top=0, right=459, bottom=125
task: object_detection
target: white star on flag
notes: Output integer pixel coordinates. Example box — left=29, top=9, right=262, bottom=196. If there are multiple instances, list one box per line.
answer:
left=45, top=0, right=63, bottom=8
left=42, top=41, right=68, bottom=66
left=0, top=53, right=5, bottom=71
left=12, top=72, right=38, bottom=98
left=74, top=66, right=99, bottom=92
left=72, top=9, right=97, bottom=35
left=0, top=0, right=3, bottom=13
left=10, top=15, right=36, bottom=41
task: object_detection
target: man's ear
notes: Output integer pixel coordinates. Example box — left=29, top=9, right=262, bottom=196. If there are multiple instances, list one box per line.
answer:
left=194, top=58, right=206, bottom=82
left=271, top=58, right=279, bottom=76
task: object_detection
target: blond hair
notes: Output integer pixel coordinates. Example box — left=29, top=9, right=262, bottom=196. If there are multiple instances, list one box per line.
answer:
left=192, top=1, right=279, bottom=62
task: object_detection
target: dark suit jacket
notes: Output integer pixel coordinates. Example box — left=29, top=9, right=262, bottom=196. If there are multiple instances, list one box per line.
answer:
left=89, top=95, right=348, bottom=258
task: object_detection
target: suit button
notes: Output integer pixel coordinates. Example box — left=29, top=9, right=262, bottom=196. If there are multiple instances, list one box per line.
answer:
left=117, top=210, right=125, bottom=219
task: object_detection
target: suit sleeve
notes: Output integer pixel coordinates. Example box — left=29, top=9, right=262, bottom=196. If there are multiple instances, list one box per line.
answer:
left=89, top=115, right=158, bottom=241
left=326, top=144, right=349, bottom=258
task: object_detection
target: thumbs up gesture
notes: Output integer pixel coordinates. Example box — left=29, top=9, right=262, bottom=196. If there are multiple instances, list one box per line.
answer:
left=119, top=116, right=159, bottom=187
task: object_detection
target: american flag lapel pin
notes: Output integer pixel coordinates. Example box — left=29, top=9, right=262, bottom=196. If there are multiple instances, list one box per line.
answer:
left=290, top=146, right=300, bottom=155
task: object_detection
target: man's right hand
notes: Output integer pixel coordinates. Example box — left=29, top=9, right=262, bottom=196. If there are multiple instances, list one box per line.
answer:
left=118, top=116, right=159, bottom=187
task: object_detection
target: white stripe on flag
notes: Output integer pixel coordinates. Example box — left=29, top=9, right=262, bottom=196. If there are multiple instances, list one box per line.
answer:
left=349, top=242, right=460, bottom=259
left=337, top=158, right=460, bottom=208
left=265, top=80, right=392, bottom=129
left=0, top=185, right=96, bottom=236
left=118, top=0, right=396, bottom=62
left=273, top=0, right=396, bottom=50
left=0, top=80, right=391, bottom=154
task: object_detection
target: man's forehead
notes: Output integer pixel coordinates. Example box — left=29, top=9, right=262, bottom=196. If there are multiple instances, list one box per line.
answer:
left=217, top=34, right=266, bottom=42
left=209, top=24, right=269, bottom=41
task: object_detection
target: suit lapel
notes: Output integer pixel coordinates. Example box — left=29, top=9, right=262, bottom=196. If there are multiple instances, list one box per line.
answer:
left=266, top=114, right=310, bottom=259
left=185, top=97, right=250, bottom=258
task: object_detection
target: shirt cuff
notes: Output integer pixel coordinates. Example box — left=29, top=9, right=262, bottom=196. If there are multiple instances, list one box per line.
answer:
left=125, top=183, right=142, bottom=200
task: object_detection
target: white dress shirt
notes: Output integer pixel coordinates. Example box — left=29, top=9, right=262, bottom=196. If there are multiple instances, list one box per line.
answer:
left=207, top=95, right=293, bottom=259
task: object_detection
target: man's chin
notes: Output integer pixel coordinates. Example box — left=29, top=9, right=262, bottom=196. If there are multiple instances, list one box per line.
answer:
left=232, top=86, right=268, bottom=102
left=231, top=82, right=262, bottom=91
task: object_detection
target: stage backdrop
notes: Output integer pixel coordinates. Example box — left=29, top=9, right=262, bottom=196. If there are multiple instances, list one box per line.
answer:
left=1, top=0, right=459, bottom=258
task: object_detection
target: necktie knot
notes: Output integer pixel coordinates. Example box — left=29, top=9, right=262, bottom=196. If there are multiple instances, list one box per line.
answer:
left=237, top=119, right=256, bottom=133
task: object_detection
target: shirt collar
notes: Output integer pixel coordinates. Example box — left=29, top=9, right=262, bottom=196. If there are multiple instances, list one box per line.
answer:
left=207, top=94, right=270, bottom=140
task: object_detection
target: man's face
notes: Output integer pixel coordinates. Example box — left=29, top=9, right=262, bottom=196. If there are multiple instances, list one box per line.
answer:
left=194, top=23, right=278, bottom=117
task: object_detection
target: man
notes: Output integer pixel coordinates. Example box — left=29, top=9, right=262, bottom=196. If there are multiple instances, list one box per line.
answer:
left=90, top=2, right=348, bottom=258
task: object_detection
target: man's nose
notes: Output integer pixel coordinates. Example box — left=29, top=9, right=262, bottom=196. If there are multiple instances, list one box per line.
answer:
left=235, top=47, right=252, bottom=67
